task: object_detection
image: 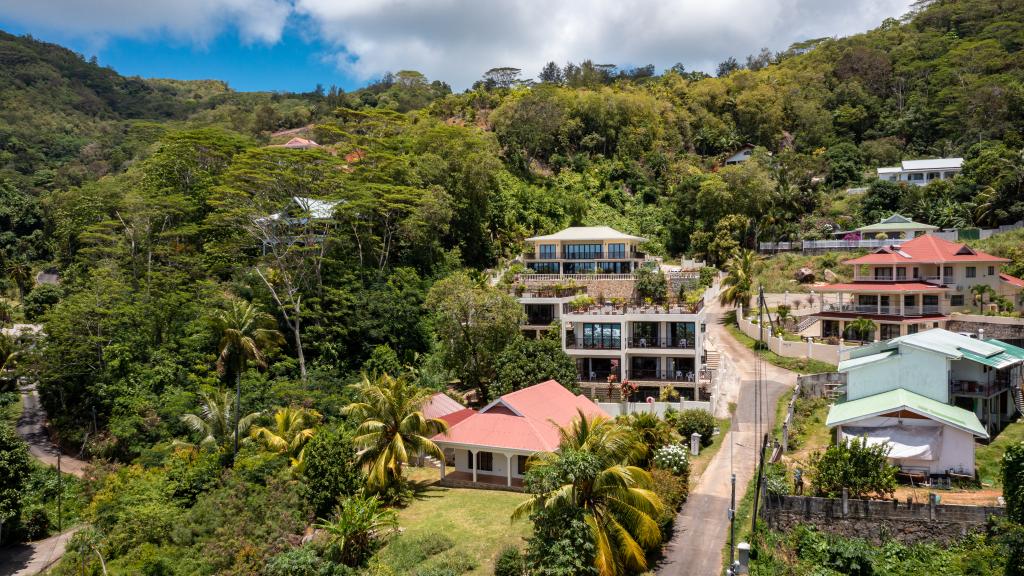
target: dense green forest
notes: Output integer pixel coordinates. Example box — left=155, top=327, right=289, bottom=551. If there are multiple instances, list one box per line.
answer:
left=1, top=0, right=1024, bottom=573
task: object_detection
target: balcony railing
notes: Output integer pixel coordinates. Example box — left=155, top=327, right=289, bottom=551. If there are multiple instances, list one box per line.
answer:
left=525, top=316, right=555, bottom=326
left=563, top=299, right=705, bottom=316
left=950, top=378, right=1010, bottom=397
left=624, top=369, right=696, bottom=383
left=626, top=337, right=696, bottom=350
left=822, top=303, right=945, bottom=317
left=577, top=370, right=621, bottom=383
left=849, top=274, right=953, bottom=285
left=565, top=339, right=622, bottom=350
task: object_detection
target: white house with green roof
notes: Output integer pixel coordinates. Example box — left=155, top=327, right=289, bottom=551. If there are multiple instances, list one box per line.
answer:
left=826, top=387, right=987, bottom=476
left=853, top=213, right=938, bottom=240
left=837, top=329, right=1023, bottom=435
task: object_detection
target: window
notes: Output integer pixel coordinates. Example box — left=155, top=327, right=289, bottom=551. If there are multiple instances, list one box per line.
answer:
left=907, top=324, right=919, bottom=335
left=927, top=172, right=940, bottom=180
left=516, top=455, right=529, bottom=474
left=966, top=266, right=976, bottom=278
left=988, top=266, right=995, bottom=276
left=527, top=262, right=559, bottom=274
left=904, top=295, right=915, bottom=307
left=909, top=173, right=924, bottom=181
left=583, top=323, right=621, bottom=349
left=951, top=295, right=964, bottom=307
left=563, top=261, right=595, bottom=274
left=563, top=244, right=602, bottom=259
left=943, top=266, right=953, bottom=281
left=607, top=243, right=626, bottom=259
left=476, top=451, right=493, bottom=472
left=597, top=262, right=630, bottom=274
left=874, top=268, right=893, bottom=280
left=880, top=324, right=900, bottom=340
left=896, top=267, right=906, bottom=280
left=539, top=244, right=556, bottom=259
left=912, top=267, right=919, bottom=279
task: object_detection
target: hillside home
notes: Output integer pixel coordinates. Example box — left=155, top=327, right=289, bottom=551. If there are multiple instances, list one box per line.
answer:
left=837, top=329, right=1023, bottom=436
left=433, top=380, right=607, bottom=490
left=876, top=158, right=963, bottom=186
left=852, top=213, right=938, bottom=240
left=814, top=234, right=1024, bottom=340
left=724, top=144, right=756, bottom=165
left=522, top=226, right=648, bottom=276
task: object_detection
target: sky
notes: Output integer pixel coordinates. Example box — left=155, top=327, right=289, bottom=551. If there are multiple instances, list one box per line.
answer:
left=0, top=0, right=915, bottom=93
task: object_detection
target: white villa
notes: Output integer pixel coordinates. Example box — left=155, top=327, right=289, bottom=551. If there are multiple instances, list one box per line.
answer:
left=876, top=158, right=963, bottom=186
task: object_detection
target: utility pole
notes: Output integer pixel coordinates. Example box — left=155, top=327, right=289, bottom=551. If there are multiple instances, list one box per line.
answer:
left=729, top=472, right=736, bottom=568
left=751, top=434, right=770, bottom=534
left=57, top=437, right=63, bottom=532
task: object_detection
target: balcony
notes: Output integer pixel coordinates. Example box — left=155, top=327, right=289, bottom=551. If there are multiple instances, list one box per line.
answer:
left=624, top=369, right=696, bottom=383
left=821, top=303, right=945, bottom=317
left=626, top=337, right=696, bottom=350
left=849, top=273, right=952, bottom=286
left=563, top=299, right=705, bottom=316
left=950, top=377, right=1010, bottom=398
left=577, top=370, right=621, bottom=383
left=565, top=339, right=622, bottom=350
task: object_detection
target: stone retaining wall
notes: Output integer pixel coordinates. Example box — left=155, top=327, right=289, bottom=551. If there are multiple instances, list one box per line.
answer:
left=764, top=494, right=1004, bottom=545
left=520, top=277, right=635, bottom=300
left=946, top=318, right=1024, bottom=341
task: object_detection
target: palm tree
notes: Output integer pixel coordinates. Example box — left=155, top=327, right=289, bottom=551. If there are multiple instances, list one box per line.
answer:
left=342, top=373, right=448, bottom=495
left=719, top=249, right=756, bottom=310
left=847, top=317, right=877, bottom=342
left=622, top=412, right=679, bottom=468
left=250, top=406, right=322, bottom=469
left=513, top=411, right=663, bottom=575
left=970, top=284, right=995, bottom=312
left=316, top=494, right=398, bottom=567
left=214, top=299, right=282, bottom=457
left=178, top=389, right=261, bottom=451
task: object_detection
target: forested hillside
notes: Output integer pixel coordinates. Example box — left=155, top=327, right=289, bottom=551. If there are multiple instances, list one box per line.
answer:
left=0, top=0, right=1023, bottom=573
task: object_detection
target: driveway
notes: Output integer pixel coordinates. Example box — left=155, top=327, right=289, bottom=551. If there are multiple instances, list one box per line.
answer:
left=0, top=526, right=83, bottom=576
left=656, top=300, right=795, bottom=576
left=16, top=383, right=88, bottom=478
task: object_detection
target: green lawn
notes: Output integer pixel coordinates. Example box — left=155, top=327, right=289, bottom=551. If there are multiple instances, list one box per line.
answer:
left=976, top=417, right=1024, bottom=487
left=374, top=468, right=531, bottom=575
left=689, top=410, right=734, bottom=486
left=723, top=313, right=837, bottom=375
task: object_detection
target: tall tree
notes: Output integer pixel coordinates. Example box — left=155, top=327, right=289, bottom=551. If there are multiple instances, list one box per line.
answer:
left=342, top=373, right=447, bottom=498
left=719, top=249, right=756, bottom=310
left=178, top=389, right=262, bottom=451
left=214, top=299, right=282, bottom=456
left=426, top=271, right=524, bottom=402
left=250, top=406, right=322, bottom=469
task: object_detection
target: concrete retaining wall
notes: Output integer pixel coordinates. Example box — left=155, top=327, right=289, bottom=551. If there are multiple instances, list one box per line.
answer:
left=598, top=400, right=713, bottom=417
left=764, top=494, right=1004, bottom=545
left=736, top=305, right=852, bottom=365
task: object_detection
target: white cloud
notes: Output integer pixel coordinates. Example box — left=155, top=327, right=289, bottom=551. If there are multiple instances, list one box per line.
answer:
left=0, top=0, right=292, bottom=45
left=0, top=0, right=913, bottom=88
left=295, top=0, right=914, bottom=88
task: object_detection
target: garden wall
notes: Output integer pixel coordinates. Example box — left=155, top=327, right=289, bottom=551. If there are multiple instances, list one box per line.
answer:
left=763, top=494, right=1004, bottom=546
left=736, top=305, right=854, bottom=365
left=946, top=316, right=1024, bottom=341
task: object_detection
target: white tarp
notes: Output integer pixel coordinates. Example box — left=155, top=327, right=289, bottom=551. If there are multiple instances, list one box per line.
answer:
left=841, top=425, right=943, bottom=461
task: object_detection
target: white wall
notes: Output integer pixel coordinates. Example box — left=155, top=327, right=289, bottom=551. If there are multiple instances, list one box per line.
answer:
left=844, top=347, right=949, bottom=403
left=450, top=448, right=527, bottom=478
left=736, top=306, right=853, bottom=365
left=598, top=400, right=713, bottom=417
left=840, top=416, right=977, bottom=475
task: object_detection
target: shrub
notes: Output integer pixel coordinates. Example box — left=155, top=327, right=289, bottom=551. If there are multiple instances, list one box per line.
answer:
left=302, top=426, right=363, bottom=517
left=23, top=506, right=50, bottom=540
left=265, top=546, right=352, bottom=576
left=652, top=444, right=690, bottom=477
left=380, top=533, right=454, bottom=572
left=667, top=409, right=715, bottom=447
left=0, top=426, right=33, bottom=544
left=1004, top=441, right=1024, bottom=524
left=22, top=284, right=62, bottom=320
left=649, top=468, right=688, bottom=539
left=493, top=546, right=526, bottom=576
left=809, top=436, right=897, bottom=498
left=698, top=266, right=716, bottom=288
left=411, top=550, right=477, bottom=576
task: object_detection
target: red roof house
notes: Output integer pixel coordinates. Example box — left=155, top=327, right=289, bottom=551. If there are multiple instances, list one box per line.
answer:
left=422, top=392, right=475, bottom=427
left=433, top=380, right=608, bottom=489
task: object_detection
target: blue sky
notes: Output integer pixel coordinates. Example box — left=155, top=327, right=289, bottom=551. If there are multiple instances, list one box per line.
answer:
left=0, top=0, right=914, bottom=93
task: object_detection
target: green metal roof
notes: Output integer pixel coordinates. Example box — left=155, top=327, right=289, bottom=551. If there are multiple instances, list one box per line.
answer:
left=959, top=348, right=1019, bottom=370
left=838, top=350, right=898, bottom=372
left=826, top=388, right=989, bottom=438
left=986, top=339, right=1024, bottom=360
left=856, top=213, right=938, bottom=233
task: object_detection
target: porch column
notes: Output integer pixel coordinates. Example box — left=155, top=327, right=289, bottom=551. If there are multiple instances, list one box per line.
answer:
left=469, top=449, right=477, bottom=483
left=440, top=453, right=446, bottom=479
left=899, top=294, right=904, bottom=317
left=505, top=453, right=513, bottom=487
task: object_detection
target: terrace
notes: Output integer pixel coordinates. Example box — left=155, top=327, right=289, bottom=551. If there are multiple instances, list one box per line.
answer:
left=562, top=298, right=705, bottom=316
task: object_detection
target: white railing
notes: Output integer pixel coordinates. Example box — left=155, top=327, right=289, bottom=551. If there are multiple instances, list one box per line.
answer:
left=822, top=303, right=945, bottom=317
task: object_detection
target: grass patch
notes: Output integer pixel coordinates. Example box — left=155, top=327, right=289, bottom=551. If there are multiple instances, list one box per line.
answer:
left=976, top=417, right=1024, bottom=487
left=723, top=313, right=837, bottom=374
left=374, top=468, right=531, bottom=576
left=752, top=252, right=859, bottom=294
left=1, top=389, right=22, bottom=429
left=689, top=414, right=733, bottom=485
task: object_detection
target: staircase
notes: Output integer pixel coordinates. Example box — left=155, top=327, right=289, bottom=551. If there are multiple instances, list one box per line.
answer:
left=704, top=351, right=720, bottom=373
left=795, top=314, right=820, bottom=333
left=1012, top=382, right=1024, bottom=415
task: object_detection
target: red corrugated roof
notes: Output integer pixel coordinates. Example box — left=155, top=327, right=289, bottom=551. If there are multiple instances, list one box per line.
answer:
left=433, top=380, right=608, bottom=453
left=439, top=408, right=476, bottom=427
left=1000, top=273, right=1024, bottom=289
left=816, top=281, right=950, bottom=292
left=844, top=235, right=1008, bottom=265
left=422, top=392, right=466, bottom=421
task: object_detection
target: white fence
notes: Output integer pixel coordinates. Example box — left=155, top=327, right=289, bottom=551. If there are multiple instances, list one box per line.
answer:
left=759, top=222, right=1022, bottom=253
left=736, top=305, right=854, bottom=365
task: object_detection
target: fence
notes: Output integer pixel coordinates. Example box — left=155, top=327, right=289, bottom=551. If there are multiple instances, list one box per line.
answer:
left=736, top=305, right=854, bottom=365
left=758, top=222, right=1023, bottom=253
left=597, top=400, right=713, bottom=417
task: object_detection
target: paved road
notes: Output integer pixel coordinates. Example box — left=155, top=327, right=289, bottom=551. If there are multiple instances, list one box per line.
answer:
left=0, top=526, right=83, bottom=576
left=656, top=303, right=795, bottom=576
left=16, top=384, right=88, bottom=478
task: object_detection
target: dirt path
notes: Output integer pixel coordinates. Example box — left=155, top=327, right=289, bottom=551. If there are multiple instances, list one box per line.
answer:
left=656, top=300, right=796, bottom=576
left=16, top=383, right=88, bottom=478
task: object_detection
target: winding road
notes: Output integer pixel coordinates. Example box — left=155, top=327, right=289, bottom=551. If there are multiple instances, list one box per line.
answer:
left=656, top=301, right=796, bottom=576
left=0, top=384, right=89, bottom=576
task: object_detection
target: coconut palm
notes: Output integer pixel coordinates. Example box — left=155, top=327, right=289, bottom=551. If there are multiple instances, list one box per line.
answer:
left=622, top=412, right=679, bottom=468
left=847, top=317, right=877, bottom=342
left=513, top=411, right=663, bottom=575
left=214, top=299, right=282, bottom=457
left=178, top=389, right=261, bottom=451
left=719, top=249, right=756, bottom=310
left=250, top=406, right=322, bottom=469
left=342, top=373, right=448, bottom=495
left=970, top=284, right=995, bottom=312
left=316, top=494, right=398, bottom=567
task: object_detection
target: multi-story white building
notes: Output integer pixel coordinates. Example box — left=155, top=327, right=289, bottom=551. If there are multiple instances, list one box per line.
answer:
left=813, top=234, right=1024, bottom=340
left=876, top=158, right=963, bottom=186
left=515, top=226, right=710, bottom=402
